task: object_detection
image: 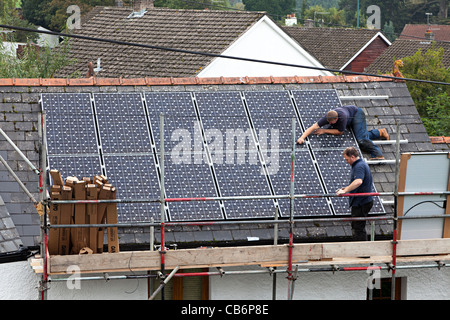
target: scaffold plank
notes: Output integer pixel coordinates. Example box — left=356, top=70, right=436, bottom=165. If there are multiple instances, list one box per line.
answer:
left=48, top=238, right=450, bottom=275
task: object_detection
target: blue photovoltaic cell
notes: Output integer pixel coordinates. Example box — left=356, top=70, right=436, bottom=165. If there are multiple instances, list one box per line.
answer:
left=195, top=91, right=275, bottom=219
left=94, top=93, right=152, bottom=154
left=243, top=91, right=331, bottom=217
left=292, top=90, right=385, bottom=215
left=47, top=155, right=102, bottom=182
left=103, top=155, right=160, bottom=223
left=145, top=92, right=223, bottom=221
left=42, top=93, right=98, bottom=155
left=94, top=93, right=161, bottom=222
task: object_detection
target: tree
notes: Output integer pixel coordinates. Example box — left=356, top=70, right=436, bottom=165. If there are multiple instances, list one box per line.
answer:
left=1, top=0, right=38, bottom=42
left=383, top=20, right=396, bottom=42
left=401, top=46, right=450, bottom=136
left=243, top=0, right=296, bottom=20
left=22, top=0, right=116, bottom=31
left=0, top=39, right=74, bottom=78
left=154, top=0, right=232, bottom=10
left=338, top=0, right=409, bottom=32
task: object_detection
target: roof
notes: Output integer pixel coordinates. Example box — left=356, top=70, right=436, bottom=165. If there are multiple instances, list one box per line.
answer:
left=0, top=196, right=23, bottom=254
left=366, top=39, right=450, bottom=74
left=282, top=27, right=390, bottom=70
left=399, top=24, right=450, bottom=42
left=0, top=74, right=446, bottom=251
left=56, top=7, right=266, bottom=78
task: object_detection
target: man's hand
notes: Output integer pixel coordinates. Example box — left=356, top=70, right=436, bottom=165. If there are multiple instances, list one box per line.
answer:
left=336, top=188, right=346, bottom=195
left=296, top=137, right=305, bottom=144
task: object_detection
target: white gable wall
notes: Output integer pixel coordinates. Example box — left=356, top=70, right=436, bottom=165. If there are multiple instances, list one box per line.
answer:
left=198, top=16, right=331, bottom=78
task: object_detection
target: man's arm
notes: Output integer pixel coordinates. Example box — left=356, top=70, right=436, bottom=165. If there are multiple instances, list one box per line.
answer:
left=296, top=123, right=319, bottom=144
left=314, top=128, right=344, bottom=136
left=336, top=178, right=363, bottom=195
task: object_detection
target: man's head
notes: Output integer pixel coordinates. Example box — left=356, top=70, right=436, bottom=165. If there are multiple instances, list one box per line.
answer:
left=343, top=146, right=360, bottom=165
left=326, top=110, right=338, bottom=124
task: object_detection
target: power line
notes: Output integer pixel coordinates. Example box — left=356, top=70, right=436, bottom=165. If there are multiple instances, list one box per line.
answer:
left=0, top=23, right=449, bottom=86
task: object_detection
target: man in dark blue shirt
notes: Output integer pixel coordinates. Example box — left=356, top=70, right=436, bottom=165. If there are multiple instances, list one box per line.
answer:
left=296, top=105, right=389, bottom=160
left=337, top=147, right=374, bottom=241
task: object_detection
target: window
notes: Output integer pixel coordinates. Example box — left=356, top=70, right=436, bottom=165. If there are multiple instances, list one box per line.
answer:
left=367, top=277, right=404, bottom=300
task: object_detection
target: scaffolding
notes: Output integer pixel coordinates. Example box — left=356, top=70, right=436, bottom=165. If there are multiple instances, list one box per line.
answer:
left=3, top=111, right=450, bottom=300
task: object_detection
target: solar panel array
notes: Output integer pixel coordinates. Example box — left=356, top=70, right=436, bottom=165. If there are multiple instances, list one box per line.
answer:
left=41, top=90, right=385, bottom=222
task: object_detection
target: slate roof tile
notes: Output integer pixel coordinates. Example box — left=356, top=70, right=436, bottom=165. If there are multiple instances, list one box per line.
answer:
left=366, top=39, right=450, bottom=74
left=399, top=24, right=450, bottom=42
left=282, top=27, right=388, bottom=69
left=57, top=7, right=265, bottom=78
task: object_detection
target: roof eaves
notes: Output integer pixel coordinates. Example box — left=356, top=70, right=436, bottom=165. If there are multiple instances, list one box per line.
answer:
left=0, top=75, right=393, bottom=87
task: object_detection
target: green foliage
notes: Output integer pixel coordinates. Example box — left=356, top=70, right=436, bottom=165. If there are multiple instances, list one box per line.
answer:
left=154, top=0, right=232, bottom=10
left=382, top=20, right=396, bottom=42
left=422, top=93, right=450, bottom=136
left=242, top=0, right=296, bottom=20
left=0, top=0, right=38, bottom=42
left=401, top=46, right=450, bottom=136
left=0, top=38, right=74, bottom=78
left=22, top=0, right=116, bottom=32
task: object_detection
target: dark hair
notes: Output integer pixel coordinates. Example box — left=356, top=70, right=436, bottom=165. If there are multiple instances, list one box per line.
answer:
left=343, top=146, right=359, bottom=158
left=326, top=110, right=338, bottom=122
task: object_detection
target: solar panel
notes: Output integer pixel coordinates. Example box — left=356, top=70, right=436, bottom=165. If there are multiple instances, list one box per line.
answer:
left=41, top=93, right=103, bottom=186
left=242, top=91, right=331, bottom=217
left=42, top=93, right=98, bottom=155
left=93, top=93, right=161, bottom=222
left=47, top=155, right=102, bottom=181
left=103, top=154, right=160, bottom=223
left=42, top=90, right=385, bottom=223
left=194, top=91, right=276, bottom=219
left=144, top=92, right=224, bottom=221
left=94, top=93, right=152, bottom=154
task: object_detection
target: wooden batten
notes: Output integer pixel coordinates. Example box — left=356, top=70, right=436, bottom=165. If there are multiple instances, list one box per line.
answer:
left=47, top=170, right=119, bottom=256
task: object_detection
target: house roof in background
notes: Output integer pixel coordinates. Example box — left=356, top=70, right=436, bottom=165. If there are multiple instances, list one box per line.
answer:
left=56, top=7, right=265, bottom=78
left=1, top=74, right=447, bottom=249
left=399, top=24, right=450, bottom=42
left=282, top=27, right=390, bottom=70
left=366, top=39, right=450, bottom=74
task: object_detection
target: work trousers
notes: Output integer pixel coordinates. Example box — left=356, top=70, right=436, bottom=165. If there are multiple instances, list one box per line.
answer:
left=351, top=200, right=374, bottom=241
left=351, top=108, right=383, bottom=158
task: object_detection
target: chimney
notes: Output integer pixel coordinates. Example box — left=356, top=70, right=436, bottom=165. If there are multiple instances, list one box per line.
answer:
left=305, top=19, right=314, bottom=28
left=133, top=0, right=154, bottom=12
left=425, top=28, right=435, bottom=40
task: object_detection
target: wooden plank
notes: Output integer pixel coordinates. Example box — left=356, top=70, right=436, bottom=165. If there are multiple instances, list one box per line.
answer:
left=59, top=186, right=73, bottom=255
left=96, top=186, right=111, bottom=253
left=48, top=192, right=61, bottom=255
left=71, top=180, right=87, bottom=254
left=321, top=241, right=393, bottom=258
left=48, top=238, right=450, bottom=274
left=106, top=187, right=119, bottom=253
left=86, top=184, right=98, bottom=253
left=49, top=169, right=64, bottom=186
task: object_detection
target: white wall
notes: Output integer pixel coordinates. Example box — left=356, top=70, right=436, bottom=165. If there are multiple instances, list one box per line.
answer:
left=198, top=16, right=331, bottom=78
left=210, top=265, right=450, bottom=300
left=0, top=261, right=39, bottom=299
left=2, top=261, right=450, bottom=300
